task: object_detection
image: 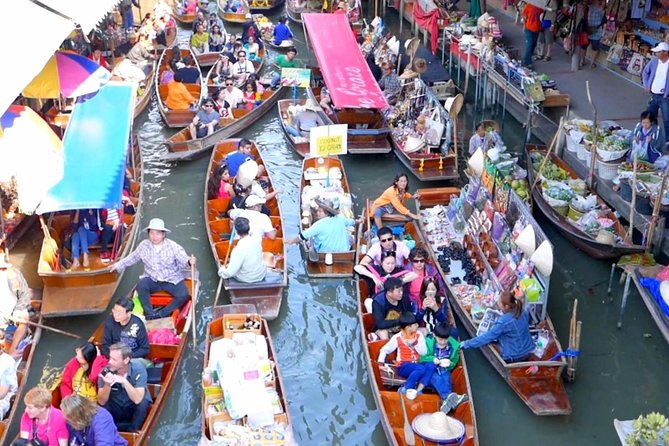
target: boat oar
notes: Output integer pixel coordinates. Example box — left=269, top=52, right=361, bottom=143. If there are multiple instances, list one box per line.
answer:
left=214, top=225, right=237, bottom=307
left=190, top=255, right=197, bottom=349
left=399, top=392, right=416, bottom=445
left=365, top=198, right=372, bottom=244
left=585, top=81, right=598, bottom=190
left=8, top=316, right=81, bottom=339
left=645, top=166, right=669, bottom=251
left=530, top=117, right=563, bottom=194
left=626, top=156, right=638, bottom=243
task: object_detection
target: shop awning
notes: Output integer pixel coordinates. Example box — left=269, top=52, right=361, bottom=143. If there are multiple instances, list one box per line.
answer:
left=0, top=0, right=121, bottom=115
left=303, top=13, right=388, bottom=109
left=37, top=82, right=135, bottom=215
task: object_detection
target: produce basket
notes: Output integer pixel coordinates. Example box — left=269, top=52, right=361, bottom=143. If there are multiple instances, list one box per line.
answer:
left=596, top=157, right=623, bottom=180
left=567, top=203, right=585, bottom=220
left=566, top=130, right=586, bottom=153
left=617, top=160, right=657, bottom=181
left=596, top=147, right=628, bottom=162
left=577, top=143, right=590, bottom=161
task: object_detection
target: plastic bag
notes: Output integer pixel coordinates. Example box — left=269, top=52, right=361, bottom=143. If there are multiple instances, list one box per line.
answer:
left=571, top=194, right=597, bottom=212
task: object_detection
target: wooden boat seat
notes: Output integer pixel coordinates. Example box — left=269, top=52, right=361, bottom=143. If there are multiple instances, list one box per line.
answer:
left=157, top=83, right=201, bottom=102
left=207, top=198, right=231, bottom=221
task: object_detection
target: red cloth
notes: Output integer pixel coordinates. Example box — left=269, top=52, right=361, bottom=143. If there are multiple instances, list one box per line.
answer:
left=60, top=355, right=108, bottom=398
left=523, top=4, right=544, bottom=32
left=412, top=2, right=441, bottom=54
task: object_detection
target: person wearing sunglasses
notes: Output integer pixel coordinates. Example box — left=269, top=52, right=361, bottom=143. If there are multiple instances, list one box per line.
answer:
left=188, top=99, right=220, bottom=139
left=221, top=78, right=244, bottom=109
left=355, top=250, right=416, bottom=294
left=231, top=51, right=255, bottom=86
left=358, top=226, right=410, bottom=270
left=405, top=247, right=445, bottom=307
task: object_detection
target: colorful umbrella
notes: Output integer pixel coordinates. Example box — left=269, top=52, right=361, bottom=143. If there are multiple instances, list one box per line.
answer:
left=0, top=106, right=64, bottom=213
left=22, top=51, right=111, bottom=99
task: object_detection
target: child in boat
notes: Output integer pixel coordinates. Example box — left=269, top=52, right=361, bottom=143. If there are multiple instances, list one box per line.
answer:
left=377, top=312, right=431, bottom=395
left=370, top=173, right=421, bottom=232
left=420, top=322, right=468, bottom=413
left=354, top=250, right=416, bottom=294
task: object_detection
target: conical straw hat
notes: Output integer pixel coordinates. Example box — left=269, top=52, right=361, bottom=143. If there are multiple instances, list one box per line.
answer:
left=412, top=412, right=465, bottom=442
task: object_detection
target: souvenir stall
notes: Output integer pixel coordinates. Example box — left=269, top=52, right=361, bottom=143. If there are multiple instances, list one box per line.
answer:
left=202, top=314, right=295, bottom=445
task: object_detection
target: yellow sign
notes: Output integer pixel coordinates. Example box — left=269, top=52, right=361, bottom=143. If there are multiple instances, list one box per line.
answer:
left=310, top=124, right=348, bottom=156
left=316, top=135, right=343, bottom=156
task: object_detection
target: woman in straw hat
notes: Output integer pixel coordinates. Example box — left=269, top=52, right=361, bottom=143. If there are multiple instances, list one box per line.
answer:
left=460, top=291, right=535, bottom=362
left=109, top=218, right=195, bottom=321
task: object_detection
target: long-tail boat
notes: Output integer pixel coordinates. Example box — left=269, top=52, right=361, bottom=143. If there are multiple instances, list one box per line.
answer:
left=415, top=186, right=572, bottom=416
left=0, top=292, right=43, bottom=443
left=277, top=98, right=309, bottom=157
left=526, top=144, right=645, bottom=259
left=37, top=84, right=142, bottom=318
left=50, top=282, right=196, bottom=445
left=201, top=305, right=294, bottom=444
left=355, top=216, right=479, bottom=445
left=217, top=0, right=249, bottom=24
left=205, top=139, right=286, bottom=320
left=298, top=156, right=359, bottom=277
left=155, top=47, right=204, bottom=128
left=249, top=0, right=286, bottom=14
left=286, top=0, right=323, bottom=23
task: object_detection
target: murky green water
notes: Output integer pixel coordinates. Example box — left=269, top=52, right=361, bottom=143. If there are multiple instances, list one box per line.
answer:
left=8, top=10, right=669, bottom=446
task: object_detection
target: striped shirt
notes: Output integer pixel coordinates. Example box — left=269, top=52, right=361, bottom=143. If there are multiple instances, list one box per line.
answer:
left=113, top=238, right=190, bottom=284
left=378, top=331, right=427, bottom=364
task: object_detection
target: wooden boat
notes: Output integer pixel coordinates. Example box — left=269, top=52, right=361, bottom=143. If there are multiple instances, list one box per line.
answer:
left=286, top=0, right=323, bottom=23
left=217, top=0, right=249, bottom=23
left=277, top=98, right=309, bottom=157
left=298, top=156, right=359, bottom=278
left=49, top=282, right=196, bottom=445
left=0, top=292, right=43, bottom=444
left=171, top=3, right=196, bottom=24
left=355, top=217, right=478, bottom=445
left=307, top=87, right=392, bottom=154
left=37, top=140, right=143, bottom=317
left=261, top=34, right=294, bottom=52
left=526, top=144, right=645, bottom=260
left=629, top=265, right=669, bottom=345
left=163, top=68, right=281, bottom=162
left=195, top=51, right=223, bottom=68
left=201, top=306, right=294, bottom=444
left=204, top=139, right=286, bottom=320
left=133, top=62, right=155, bottom=119
left=155, top=47, right=204, bottom=128
left=249, top=0, right=286, bottom=14
left=389, top=79, right=458, bottom=181
left=416, top=187, right=572, bottom=416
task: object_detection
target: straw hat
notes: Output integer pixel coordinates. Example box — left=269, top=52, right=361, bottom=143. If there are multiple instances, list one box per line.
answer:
left=530, top=240, right=553, bottom=276
left=304, top=99, right=320, bottom=112
left=145, top=218, right=171, bottom=234
left=515, top=224, right=536, bottom=257
left=399, top=68, right=418, bottom=80
left=467, top=148, right=484, bottom=176
left=412, top=58, right=428, bottom=74
left=412, top=412, right=465, bottom=443
left=314, top=197, right=338, bottom=216
left=445, top=94, right=464, bottom=118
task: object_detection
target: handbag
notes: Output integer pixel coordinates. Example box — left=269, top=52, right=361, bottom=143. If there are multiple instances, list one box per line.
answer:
left=424, top=108, right=446, bottom=146
left=578, top=31, right=590, bottom=46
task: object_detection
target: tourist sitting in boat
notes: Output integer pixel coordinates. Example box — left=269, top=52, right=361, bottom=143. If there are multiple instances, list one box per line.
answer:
left=97, top=343, right=152, bottom=432
left=367, top=277, right=414, bottom=340
left=405, top=248, right=445, bottom=307
left=460, top=291, right=535, bottom=362
left=88, top=46, right=110, bottom=70
left=354, top=250, right=416, bottom=294
left=109, top=218, right=194, bottom=321
left=217, top=217, right=279, bottom=284
left=192, top=11, right=208, bottom=32
left=627, top=110, right=665, bottom=163
left=270, top=47, right=298, bottom=89
left=211, top=163, right=236, bottom=199
left=211, top=88, right=233, bottom=118
left=225, top=139, right=256, bottom=177
left=181, top=0, right=197, bottom=15
left=190, top=23, right=210, bottom=55
left=68, top=209, right=103, bottom=269
left=319, top=87, right=336, bottom=116
left=227, top=181, right=251, bottom=213
left=231, top=51, right=256, bottom=86
left=209, top=12, right=226, bottom=34
left=248, top=73, right=265, bottom=94
left=419, top=322, right=468, bottom=413
left=126, top=33, right=156, bottom=75
left=0, top=343, right=18, bottom=419
left=377, top=312, right=433, bottom=396
left=102, top=297, right=149, bottom=359
left=176, top=55, right=201, bottom=83
left=165, top=73, right=197, bottom=110
left=0, top=256, right=32, bottom=352
left=241, top=13, right=261, bottom=44
left=224, top=34, right=239, bottom=55
left=100, top=202, right=130, bottom=264
left=244, top=35, right=261, bottom=62
left=61, top=342, right=109, bottom=402
left=371, top=173, right=421, bottom=232
left=213, top=54, right=233, bottom=82
left=60, top=395, right=127, bottom=446
left=378, top=62, right=401, bottom=104
left=287, top=197, right=356, bottom=252
left=209, top=24, right=225, bottom=52
left=159, top=62, right=175, bottom=85
left=359, top=226, right=411, bottom=268
left=229, top=195, right=277, bottom=239
left=225, top=0, right=243, bottom=12
left=284, top=99, right=324, bottom=137
left=242, top=81, right=259, bottom=110
left=189, top=99, right=220, bottom=139
left=273, top=16, right=294, bottom=46
left=415, top=277, right=450, bottom=335
left=18, top=387, right=69, bottom=446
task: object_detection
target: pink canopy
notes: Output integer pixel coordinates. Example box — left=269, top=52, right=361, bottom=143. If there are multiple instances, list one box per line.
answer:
left=304, top=13, right=388, bottom=109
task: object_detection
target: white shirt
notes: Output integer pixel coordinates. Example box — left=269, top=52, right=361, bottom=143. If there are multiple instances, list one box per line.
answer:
left=228, top=209, right=275, bottom=240
left=0, top=352, right=18, bottom=419
left=217, top=235, right=267, bottom=283
left=651, top=59, right=669, bottom=94
left=232, top=60, right=255, bottom=76
left=222, top=87, right=244, bottom=108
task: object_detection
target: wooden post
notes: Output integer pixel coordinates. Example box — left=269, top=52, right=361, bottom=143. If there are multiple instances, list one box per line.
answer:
left=645, top=166, right=669, bottom=251
left=566, top=299, right=578, bottom=381
left=627, top=156, right=638, bottom=243
left=585, top=81, right=598, bottom=190
left=190, top=256, right=197, bottom=349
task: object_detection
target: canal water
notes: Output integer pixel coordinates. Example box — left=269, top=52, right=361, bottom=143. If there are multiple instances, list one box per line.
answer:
left=8, top=9, right=669, bottom=446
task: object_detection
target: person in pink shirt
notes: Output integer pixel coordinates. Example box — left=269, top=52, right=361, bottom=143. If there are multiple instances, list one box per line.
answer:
left=19, top=387, right=68, bottom=446
left=404, top=247, right=445, bottom=308
left=359, top=226, right=411, bottom=268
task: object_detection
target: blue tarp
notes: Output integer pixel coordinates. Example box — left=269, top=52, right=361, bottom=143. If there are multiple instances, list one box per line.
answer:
left=37, top=82, right=134, bottom=214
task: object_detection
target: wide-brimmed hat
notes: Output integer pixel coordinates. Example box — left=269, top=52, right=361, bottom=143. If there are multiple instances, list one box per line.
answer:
left=413, top=58, right=428, bottom=74
left=412, top=412, right=465, bottom=443
left=651, top=42, right=669, bottom=52
left=245, top=194, right=266, bottom=207
left=145, top=218, right=171, bottom=234
left=304, top=99, right=320, bottom=112
left=314, top=197, right=338, bottom=216
left=237, top=159, right=259, bottom=188
left=404, top=37, right=420, bottom=60
left=0, top=255, right=11, bottom=269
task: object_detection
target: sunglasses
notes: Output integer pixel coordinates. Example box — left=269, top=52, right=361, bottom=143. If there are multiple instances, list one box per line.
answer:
left=204, top=104, right=213, bottom=107
left=380, top=237, right=393, bottom=242
left=412, top=259, right=426, bottom=263
left=226, top=83, right=233, bottom=86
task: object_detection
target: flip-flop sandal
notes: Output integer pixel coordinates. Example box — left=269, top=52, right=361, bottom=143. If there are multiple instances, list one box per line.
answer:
left=544, top=56, right=552, bottom=61
left=367, top=332, right=379, bottom=342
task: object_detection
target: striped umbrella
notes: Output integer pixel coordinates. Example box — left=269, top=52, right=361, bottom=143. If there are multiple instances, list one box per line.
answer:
left=22, top=50, right=111, bottom=99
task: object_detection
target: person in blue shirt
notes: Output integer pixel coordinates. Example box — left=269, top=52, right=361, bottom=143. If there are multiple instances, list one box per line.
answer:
left=224, top=139, right=254, bottom=177
left=460, top=291, right=535, bottom=362
left=287, top=197, right=357, bottom=253
left=273, top=17, right=294, bottom=46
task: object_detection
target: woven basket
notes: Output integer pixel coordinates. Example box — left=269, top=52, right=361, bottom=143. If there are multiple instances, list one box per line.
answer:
left=596, top=157, right=622, bottom=180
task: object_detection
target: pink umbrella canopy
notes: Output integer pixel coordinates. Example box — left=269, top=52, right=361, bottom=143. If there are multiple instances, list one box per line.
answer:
left=0, top=105, right=64, bottom=213
left=22, top=50, right=111, bottom=99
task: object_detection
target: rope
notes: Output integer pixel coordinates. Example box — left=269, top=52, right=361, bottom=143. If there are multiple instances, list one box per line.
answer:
left=548, top=348, right=580, bottom=361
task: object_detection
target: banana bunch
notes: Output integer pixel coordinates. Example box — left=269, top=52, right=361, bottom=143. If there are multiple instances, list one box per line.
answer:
left=627, top=412, right=669, bottom=446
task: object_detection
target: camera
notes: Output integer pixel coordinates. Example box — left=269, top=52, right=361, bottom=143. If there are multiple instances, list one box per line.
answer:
left=101, top=366, right=114, bottom=377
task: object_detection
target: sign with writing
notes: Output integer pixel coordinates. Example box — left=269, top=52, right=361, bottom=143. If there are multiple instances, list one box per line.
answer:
left=310, top=124, right=348, bottom=157
left=280, top=68, right=311, bottom=88
left=481, top=158, right=496, bottom=196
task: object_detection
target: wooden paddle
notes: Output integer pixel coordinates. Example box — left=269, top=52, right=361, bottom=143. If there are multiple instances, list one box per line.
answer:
left=215, top=225, right=237, bottom=306
left=585, top=81, right=598, bottom=190
left=399, top=392, right=416, bottom=445
left=530, top=117, right=564, bottom=194
left=190, top=255, right=197, bottom=349
left=626, top=156, right=638, bottom=243
left=38, top=216, right=60, bottom=271
left=7, top=316, right=81, bottom=339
